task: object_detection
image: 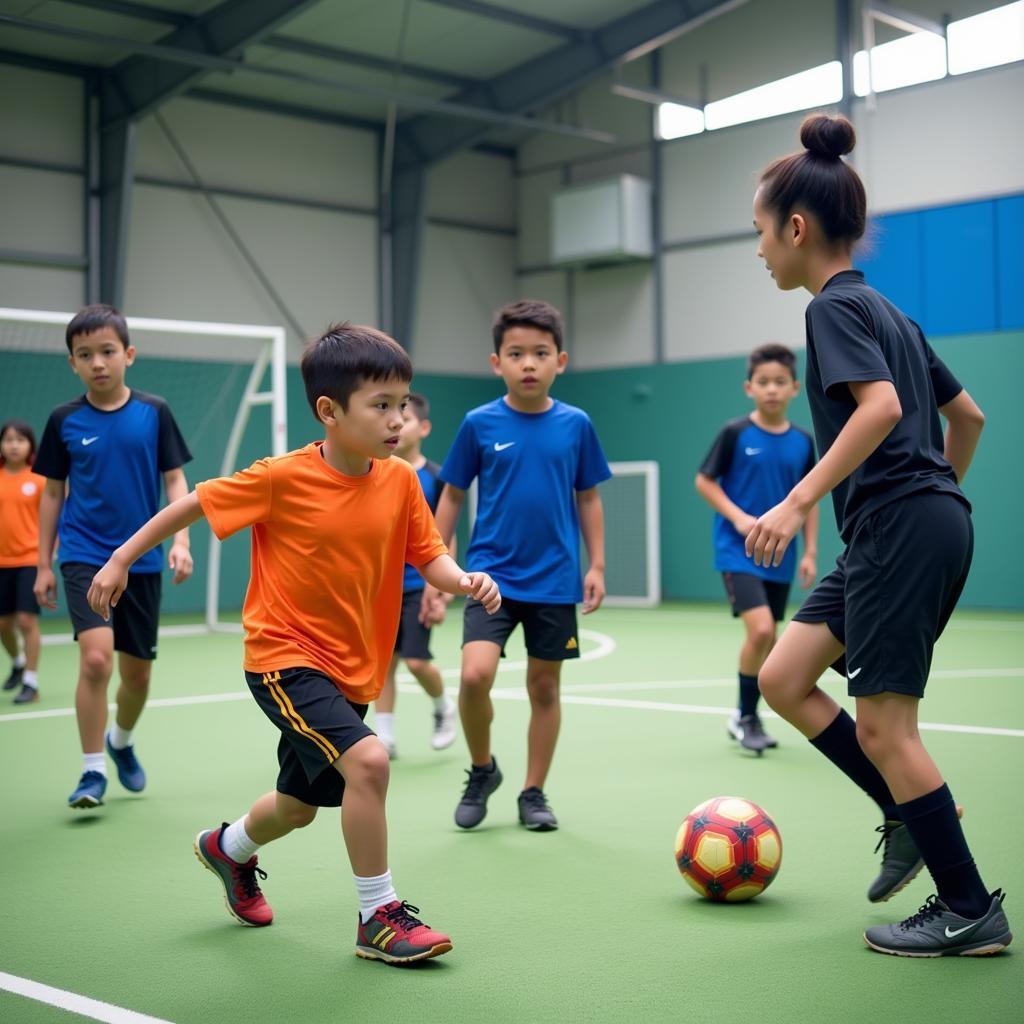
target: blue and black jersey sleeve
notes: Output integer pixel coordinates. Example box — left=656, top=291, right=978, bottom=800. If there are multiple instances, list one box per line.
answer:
left=135, top=392, right=193, bottom=472
left=698, top=418, right=747, bottom=480
left=422, top=459, right=444, bottom=515
left=33, top=399, right=82, bottom=481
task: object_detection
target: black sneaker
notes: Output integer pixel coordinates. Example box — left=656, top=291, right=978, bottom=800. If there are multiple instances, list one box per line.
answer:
left=3, top=665, right=23, bottom=692
left=454, top=758, right=502, bottom=829
left=736, top=713, right=773, bottom=755
left=518, top=787, right=558, bottom=831
left=864, top=890, right=1012, bottom=957
left=13, top=683, right=38, bottom=704
left=868, top=821, right=924, bottom=902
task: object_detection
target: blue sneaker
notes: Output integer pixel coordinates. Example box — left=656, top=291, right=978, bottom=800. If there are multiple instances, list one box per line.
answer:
left=68, top=770, right=107, bottom=808
left=105, top=731, right=146, bottom=792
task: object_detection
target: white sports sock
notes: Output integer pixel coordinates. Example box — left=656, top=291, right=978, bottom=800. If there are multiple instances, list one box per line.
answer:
left=107, top=723, right=133, bottom=749
left=83, top=752, right=107, bottom=776
left=375, top=712, right=395, bottom=743
left=355, top=871, right=397, bottom=923
left=13, top=653, right=26, bottom=669
left=431, top=695, right=451, bottom=713
left=21, top=669, right=38, bottom=689
left=221, top=817, right=260, bottom=864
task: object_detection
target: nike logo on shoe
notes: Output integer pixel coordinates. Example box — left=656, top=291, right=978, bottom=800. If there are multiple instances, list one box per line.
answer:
left=944, top=921, right=981, bottom=938
left=82, top=436, right=99, bottom=446
left=494, top=442, right=515, bottom=451
left=848, top=667, right=863, bottom=679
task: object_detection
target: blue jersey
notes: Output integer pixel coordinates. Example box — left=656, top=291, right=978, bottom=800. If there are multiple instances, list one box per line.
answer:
left=440, top=398, right=611, bottom=603
left=699, top=417, right=815, bottom=583
left=34, top=391, right=192, bottom=573
left=403, top=459, right=443, bottom=592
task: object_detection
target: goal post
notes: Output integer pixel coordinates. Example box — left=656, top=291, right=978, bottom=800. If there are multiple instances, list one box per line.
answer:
left=0, top=307, right=287, bottom=634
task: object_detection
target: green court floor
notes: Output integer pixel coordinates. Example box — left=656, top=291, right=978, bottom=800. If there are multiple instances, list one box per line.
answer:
left=1, top=603, right=1021, bottom=1023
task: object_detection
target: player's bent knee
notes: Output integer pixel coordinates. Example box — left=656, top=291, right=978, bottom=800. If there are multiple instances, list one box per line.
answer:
left=80, top=648, right=113, bottom=681
left=526, top=676, right=559, bottom=707
left=405, top=658, right=431, bottom=676
left=15, top=612, right=37, bottom=632
left=278, top=800, right=317, bottom=829
left=342, top=738, right=391, bottom=791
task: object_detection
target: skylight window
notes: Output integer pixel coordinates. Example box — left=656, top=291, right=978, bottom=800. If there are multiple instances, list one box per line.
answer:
left=702, top=62, right=843, bottom=130
left=948, top=1, right=1024, bottom=74
left=657, top=103, right=705, bottom=140
left=853, top=30, right=947, bottom=95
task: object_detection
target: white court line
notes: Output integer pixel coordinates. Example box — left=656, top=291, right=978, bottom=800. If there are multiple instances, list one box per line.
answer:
left=0, top=972, right=173, bottom=1024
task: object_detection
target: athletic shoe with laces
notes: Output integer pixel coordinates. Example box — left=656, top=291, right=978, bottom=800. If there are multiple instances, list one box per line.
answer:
left=431, top=701, right=457, bottom=751
left=735, top=713, right=773, bottom=755
left=68, top=770, right=107, bottom=808
left=454, top=757, right=502, bottom=829
left=867, top=804, right=963, bottom=903
left=13, top=683, right=38, bottom=704
left=355, top=900, right=452, bottom=964
left=518, top=786, right=558, bottom=831
left=864, top=890, right=1012, bottom=957
left=2, top=665, right=23, bottom=691
left=193, top=824, right=273, bottom=927
left=105, top=730, right=146, bottom=792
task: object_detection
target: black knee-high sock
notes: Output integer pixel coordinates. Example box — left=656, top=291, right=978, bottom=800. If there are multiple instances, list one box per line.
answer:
left=809, top=709, right=899, bottom=820
left=898, top=783, right=990, bottom=918
left=738, top=673, right=759, bottom=717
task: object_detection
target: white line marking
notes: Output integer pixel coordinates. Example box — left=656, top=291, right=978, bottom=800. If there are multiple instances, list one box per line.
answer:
left=0, top=971, right=174, bottom=1024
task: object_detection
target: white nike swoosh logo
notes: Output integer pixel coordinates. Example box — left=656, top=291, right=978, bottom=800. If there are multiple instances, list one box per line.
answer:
left=744, top=447, right=762, bottom=455
left=848, top=667, right=862, bottom=679
left=945, top=921, right=981, bottom=938
left=82, top=436, right=99, bottom=446
left=494, top=442, right=515, bottom=451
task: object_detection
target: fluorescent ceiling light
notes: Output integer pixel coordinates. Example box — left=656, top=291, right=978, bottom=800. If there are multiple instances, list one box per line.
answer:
left=657, top=102, right=705, bottom=140
left=704, top=62, right=843, bottom=130
left=948, top=1, right=1024, bottom=75
left=854, top=30, right=947, bottom=95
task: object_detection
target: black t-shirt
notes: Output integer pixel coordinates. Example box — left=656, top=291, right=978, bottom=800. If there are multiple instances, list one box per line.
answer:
left=804, top=270, right=966, bottom=542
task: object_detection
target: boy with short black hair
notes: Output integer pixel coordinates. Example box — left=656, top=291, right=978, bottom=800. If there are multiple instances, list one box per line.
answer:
left=696, top=343, right=819, bottom=754
left=33, top=304, right=194, bottom=809
left=88, top=322, right=500, bottom=964
left=431, top=298, right=611, bottom=832
left=374, top=392, right=458, bottom=758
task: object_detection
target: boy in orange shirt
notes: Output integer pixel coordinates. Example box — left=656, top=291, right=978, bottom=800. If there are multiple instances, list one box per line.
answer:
left=88, top=324, right=499, bottom=965
left=0, top=420, right=46, bottom=704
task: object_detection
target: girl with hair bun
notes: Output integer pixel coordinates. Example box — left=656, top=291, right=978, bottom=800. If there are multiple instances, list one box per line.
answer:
left=745, top=113, right=1011, bottom=957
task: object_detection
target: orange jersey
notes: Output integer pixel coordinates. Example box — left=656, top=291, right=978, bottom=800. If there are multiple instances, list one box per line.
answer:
left=196, top=443, right=448, bottom=704
left=0, top=466, right=46, bottom=567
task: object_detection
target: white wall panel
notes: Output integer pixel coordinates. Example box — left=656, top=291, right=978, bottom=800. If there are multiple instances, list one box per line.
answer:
left=517, top=169, right=562, bottom=268
left=428, top=151, right=515, bottom=228
left=0, top=166, right=83, bottom=254
left=413, top=226, right=516, bottom=375
left=573, top=263, right=655, bottom=369
left=516, top=271, right=569, bottom=322
left=0, top=66, right=83, bottom=166
left=663, top=240, right=807, bottom=361
left=0, top=264, right=84, bottom=312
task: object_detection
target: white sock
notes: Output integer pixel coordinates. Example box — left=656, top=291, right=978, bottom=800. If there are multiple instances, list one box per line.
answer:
left=107, top=723, right=133, bottom=749
left=355, top=871, right=397, bottom=923
left=221, top=817, right=260, bottom=864
left=375, top=712, right=394, bottom=744
left=13, top=653, right=26, bottom=669
left=21, top=670, right=38, bottom=689
left=83, top=752, right=107, bottom=776
left=432, top=694, right=450, bottom=712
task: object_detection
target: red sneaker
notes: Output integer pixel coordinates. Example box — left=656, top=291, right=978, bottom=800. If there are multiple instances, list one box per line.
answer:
left=193, top=824, right=273, bottom=927
left=355, top=900, right=453, bottom=964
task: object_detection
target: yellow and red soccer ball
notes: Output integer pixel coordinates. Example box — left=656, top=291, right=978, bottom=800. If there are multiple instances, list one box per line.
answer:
left=675, top=796, right=782, bottom=902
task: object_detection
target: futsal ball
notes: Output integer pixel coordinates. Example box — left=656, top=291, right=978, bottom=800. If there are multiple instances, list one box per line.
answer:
left=674, top=796, right=782, bottom=902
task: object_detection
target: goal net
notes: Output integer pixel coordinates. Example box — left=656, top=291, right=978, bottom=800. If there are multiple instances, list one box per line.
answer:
left=0, top=307, right=286, bottom=635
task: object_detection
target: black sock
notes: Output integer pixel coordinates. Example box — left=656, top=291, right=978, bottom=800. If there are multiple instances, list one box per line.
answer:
left=898, top=784, right=990, bottom=918
left=738, top=673, right=759, bottom=717
left=809, top=710, right=899, bottom=820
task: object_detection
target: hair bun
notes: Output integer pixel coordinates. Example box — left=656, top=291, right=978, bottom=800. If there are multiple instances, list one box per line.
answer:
left=800, top=114, right=855, bottom=160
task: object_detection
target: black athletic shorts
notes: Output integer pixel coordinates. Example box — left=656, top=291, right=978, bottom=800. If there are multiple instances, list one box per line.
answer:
left=463, top=597, right=580, bottom=661
left=246, top=667, right=375, bottom=807
left=0, top=566, right=39, bottom=616
left=793, top=492, right=973, bottom=699
left=394, top=588, right=433, bottom=660
left=722, top=572, right=791, bottom=622
left=61, top=561, right=162, bottom=661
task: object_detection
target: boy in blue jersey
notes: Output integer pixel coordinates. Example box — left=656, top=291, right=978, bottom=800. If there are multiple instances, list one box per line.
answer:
left=374, top=393, right=458, bottom=759
left=695, top=344, right=819, bottom=754
left=431, top=299, right=611, bottom=831
left=33, top=305, right=193, bottom=810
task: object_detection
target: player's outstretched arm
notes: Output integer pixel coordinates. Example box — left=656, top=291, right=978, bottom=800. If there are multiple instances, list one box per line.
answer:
left=939, top=388, right=985, bottom=484
left=163, top=467, right=194, bottom=585
left=419, top=553, right=500, bottom=614
left=88, top=491, right=206, bottom=619
left=33, top=479, right=65, bottom=610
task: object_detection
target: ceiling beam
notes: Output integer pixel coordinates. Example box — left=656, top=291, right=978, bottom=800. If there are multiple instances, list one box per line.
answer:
left=420, top=0, right=583, bottom=42
left=397, top=0, right=750, bottom=165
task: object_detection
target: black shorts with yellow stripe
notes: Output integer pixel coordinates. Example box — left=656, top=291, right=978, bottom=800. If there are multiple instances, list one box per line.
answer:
left=246, top=668, right=374, bottom=808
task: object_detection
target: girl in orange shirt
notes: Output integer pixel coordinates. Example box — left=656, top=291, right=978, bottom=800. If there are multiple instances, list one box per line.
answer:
left=0, top=419, right=46, bottom=703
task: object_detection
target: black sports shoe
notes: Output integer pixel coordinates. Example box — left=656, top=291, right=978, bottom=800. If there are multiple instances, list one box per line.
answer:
left=3, top=665, right=24, bottom=692
left=864, top=890, right=1012, bottom=957
left=868, top=821, right=924, bottom=902
left=13, top=683, right=38, bottom=704
left=737, top=713, right=773, bottom=755
left=454, top=757, right=502, bottom=829
left=518, top=787, right=558, bottom=831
